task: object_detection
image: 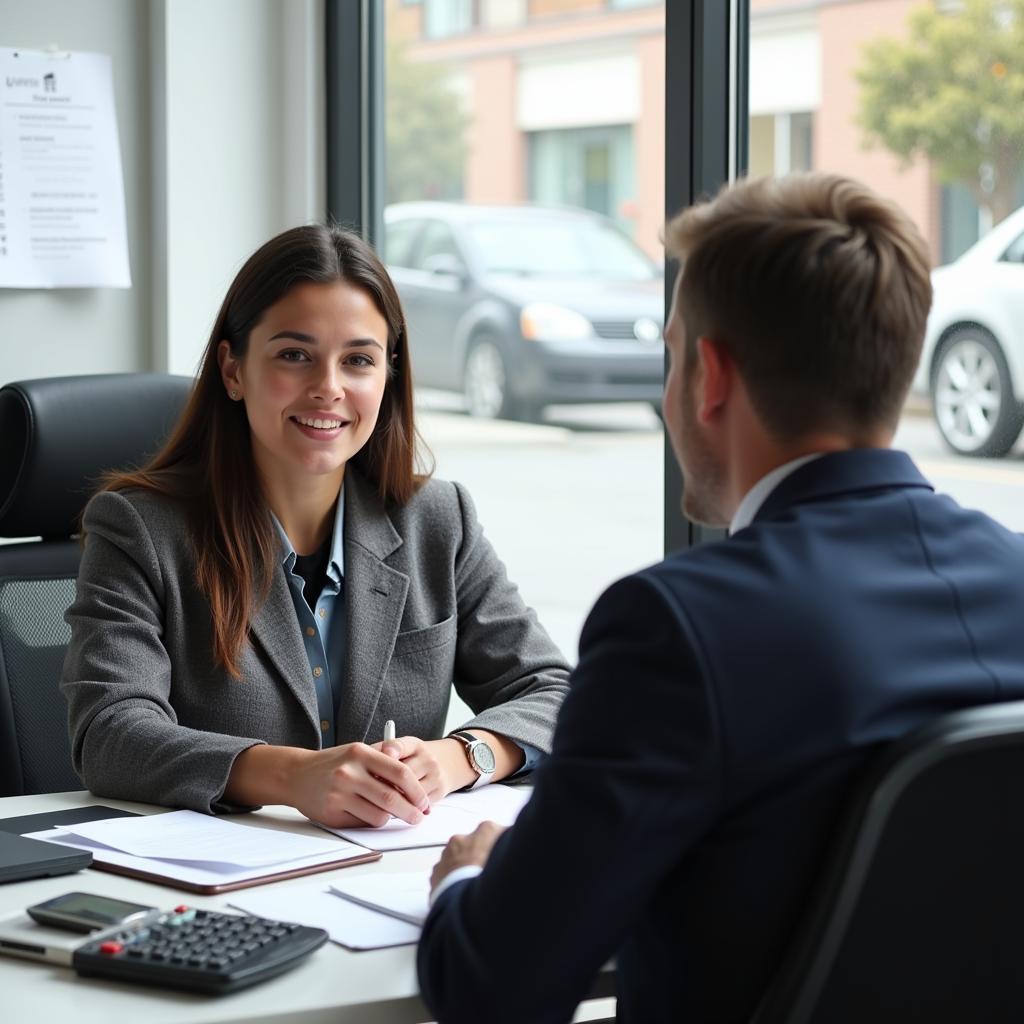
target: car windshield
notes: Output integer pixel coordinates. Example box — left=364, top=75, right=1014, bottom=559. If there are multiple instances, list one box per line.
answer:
left=465, top=217, right=658, bottom=281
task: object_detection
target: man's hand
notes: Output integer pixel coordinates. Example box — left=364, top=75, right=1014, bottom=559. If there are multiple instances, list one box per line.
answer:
left=430, top=821, right=507, bottom=893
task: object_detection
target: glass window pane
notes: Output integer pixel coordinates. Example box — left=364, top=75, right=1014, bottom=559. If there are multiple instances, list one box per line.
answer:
left=748, top=0, right=1024, bottom=526
left=385, top=0, right=666, bottom=677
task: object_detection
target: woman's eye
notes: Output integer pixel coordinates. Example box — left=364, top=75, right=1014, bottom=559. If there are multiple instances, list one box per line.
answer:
left=347, top=354, right=374, bottom=368
left=279, top=349, right=310, bottom=362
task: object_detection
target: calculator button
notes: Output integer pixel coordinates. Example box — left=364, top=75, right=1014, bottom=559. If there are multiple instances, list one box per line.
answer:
left=174, top=905, right=188, bottom=913
left=99, top=942, right=124, bottom=955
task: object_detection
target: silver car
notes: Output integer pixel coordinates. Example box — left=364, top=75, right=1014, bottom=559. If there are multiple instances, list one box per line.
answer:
left=384, top=202, right=665, bottom=420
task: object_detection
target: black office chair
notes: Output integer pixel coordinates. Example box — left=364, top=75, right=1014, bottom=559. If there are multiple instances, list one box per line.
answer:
left=752, top=699, right=1024, bottom=1024
left=0, top=373, right=191, bottom=797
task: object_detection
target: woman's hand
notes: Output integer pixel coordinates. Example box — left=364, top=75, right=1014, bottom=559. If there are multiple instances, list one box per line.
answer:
left=371, top=736, right=476, bottom=802
left=225, top=742, right=431, bottom=829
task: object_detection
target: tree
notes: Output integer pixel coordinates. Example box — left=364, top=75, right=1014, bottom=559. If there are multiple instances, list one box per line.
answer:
left=857, top=0, right=1024, bottom=225
left=385, top=37, right=469, bottom=204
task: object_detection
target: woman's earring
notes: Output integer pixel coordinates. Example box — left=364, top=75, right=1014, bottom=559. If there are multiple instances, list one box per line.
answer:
left=230, top=390, right=239, bottom=400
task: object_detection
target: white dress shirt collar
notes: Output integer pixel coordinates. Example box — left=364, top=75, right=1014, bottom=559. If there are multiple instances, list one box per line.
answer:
left=728, top=453, right=824, bottom=535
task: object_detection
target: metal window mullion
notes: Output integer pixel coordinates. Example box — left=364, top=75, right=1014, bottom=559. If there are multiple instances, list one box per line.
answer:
left=325, top=0, right=385, bottom=247
left=664, top=0, right=748, bottom=555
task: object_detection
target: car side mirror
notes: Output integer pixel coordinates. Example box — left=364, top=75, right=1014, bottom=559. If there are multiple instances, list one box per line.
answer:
left=422, top=253, right=469, bottom=286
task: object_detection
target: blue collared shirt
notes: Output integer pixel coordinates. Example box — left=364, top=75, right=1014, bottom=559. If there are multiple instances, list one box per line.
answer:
left=272, top=497, right=346, bottom=749
left=272, top=491, right=542, bottom=774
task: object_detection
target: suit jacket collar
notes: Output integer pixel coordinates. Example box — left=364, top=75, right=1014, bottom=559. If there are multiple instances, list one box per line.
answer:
left=752, top=448, right=933, bottom=526
left=343, top=468, right=403, bottom=561
left=338, top=468, right=410, bottom=742
left=248, top=469, right=409, bottom=745
left=250, top=557, right=322, bottom=738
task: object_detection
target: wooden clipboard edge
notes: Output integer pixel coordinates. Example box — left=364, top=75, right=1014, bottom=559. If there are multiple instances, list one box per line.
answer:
left=88, top=848, right=383, bottom=895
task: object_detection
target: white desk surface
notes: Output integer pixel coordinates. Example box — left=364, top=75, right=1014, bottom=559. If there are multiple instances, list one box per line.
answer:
left=0, top=791, right=615, bottom=1024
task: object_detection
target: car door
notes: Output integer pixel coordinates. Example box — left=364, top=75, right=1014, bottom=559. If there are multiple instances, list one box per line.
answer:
left=400, top=219, right=473, bottom=389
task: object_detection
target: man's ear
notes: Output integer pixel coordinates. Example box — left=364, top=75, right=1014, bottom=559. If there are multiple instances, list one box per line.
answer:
left=695, top=336, right=734, bottom=425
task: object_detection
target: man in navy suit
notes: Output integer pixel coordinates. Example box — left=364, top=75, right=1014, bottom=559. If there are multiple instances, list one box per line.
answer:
left=416, top=173, right=1024, bottom=1023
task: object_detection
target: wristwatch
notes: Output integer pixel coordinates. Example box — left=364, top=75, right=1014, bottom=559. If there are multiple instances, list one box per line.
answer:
left=449, top=731, right=497, bottom=790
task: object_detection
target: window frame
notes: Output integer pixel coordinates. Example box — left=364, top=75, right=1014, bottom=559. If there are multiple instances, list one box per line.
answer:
left=324, top=0, right=749, bottom=556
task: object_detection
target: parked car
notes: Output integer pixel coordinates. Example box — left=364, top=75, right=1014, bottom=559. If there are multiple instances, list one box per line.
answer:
left=384, top=202, right=665, bottom=420
left=913, top=204, right=1024, bottom=457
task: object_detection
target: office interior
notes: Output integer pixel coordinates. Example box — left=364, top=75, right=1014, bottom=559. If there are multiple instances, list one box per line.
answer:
left=2, top=0, right=1023, bottom=1020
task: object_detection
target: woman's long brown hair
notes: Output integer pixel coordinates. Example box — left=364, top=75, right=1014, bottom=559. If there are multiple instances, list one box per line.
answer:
left=102, top=225, right=428, bottom=678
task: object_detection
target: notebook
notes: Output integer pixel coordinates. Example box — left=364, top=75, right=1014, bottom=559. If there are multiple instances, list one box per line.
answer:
left=0, top=831, right=91, bottom=884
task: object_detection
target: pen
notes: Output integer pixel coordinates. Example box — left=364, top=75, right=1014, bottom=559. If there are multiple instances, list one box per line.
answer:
left=384, top=719, right=396, bottom=744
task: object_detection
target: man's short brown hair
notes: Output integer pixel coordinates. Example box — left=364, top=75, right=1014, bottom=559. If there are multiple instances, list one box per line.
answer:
left=664, top=173, right=933, bottom=439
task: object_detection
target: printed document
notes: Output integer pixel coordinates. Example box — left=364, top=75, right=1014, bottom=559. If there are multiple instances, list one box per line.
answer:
left=0, top=47, right=130, bottom=287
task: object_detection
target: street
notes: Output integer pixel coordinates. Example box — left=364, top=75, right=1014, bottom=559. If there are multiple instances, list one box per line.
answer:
left=417, top=393, right=1024, bottom=672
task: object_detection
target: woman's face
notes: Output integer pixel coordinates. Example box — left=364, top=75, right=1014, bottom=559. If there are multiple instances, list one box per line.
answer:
left=218, top=279, right=390, bottom=493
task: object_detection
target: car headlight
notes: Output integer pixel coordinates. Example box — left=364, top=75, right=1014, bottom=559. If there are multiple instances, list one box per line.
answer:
left=520, top=303, right=594, bottom=342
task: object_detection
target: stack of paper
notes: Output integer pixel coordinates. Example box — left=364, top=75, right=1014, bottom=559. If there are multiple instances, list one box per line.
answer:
left=24, top=810, right=377, bottom=892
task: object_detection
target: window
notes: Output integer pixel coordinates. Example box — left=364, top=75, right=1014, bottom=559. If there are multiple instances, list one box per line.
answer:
left=423, top=0, right=473, bottom=39
left=747, top=0, right=1024, bottom=521
left=529, top=125, right=635, bottom=228
left=1002, top=231, right=1024, bottom=265
left=412, top=220, right=465, bottom=269
left=383, top=217, right=423, bottom=268
left=379, top=0, right=667, bottom=669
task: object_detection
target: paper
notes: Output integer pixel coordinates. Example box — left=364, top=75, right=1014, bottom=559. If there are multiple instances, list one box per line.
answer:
left=58, top=810, right=343, bottom=867
left=229, top=883, right=421, bottom=950
left=329, top=871, right=431, bottom=926
left=24, top=820, right=371, bottom=891
left=324, top=784, right=531, bottom=852
left=0, top=47, right=130, bottom=288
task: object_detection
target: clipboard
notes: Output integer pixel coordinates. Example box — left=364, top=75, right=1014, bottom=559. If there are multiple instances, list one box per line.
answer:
left=22, top=809, right=384, bottom=895
left=89, top=847, right=383, bottom=895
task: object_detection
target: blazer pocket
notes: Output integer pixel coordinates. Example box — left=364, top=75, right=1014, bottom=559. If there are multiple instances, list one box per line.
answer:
left=393, top=614, right=457, bottom=656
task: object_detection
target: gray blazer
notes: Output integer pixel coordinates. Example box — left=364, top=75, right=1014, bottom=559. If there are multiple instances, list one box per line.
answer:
left=61, top=470, right=571, bottom=813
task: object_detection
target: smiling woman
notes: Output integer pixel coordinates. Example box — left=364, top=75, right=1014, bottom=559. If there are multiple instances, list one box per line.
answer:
left=60, top=224, right=570, bottom=827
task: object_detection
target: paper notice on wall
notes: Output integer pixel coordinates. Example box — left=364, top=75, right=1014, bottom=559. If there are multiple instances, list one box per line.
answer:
left=0, top=48, right=130, bottom=288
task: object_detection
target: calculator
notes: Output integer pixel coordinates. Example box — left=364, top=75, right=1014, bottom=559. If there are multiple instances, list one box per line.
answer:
left=71, top=904, right=328, bottom=994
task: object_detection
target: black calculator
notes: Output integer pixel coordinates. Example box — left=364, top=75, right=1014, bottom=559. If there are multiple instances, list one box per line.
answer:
left=71, top=905, right=328, bottom=994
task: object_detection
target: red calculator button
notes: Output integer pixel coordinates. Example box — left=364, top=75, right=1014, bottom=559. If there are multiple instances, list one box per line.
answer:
left=174, top=905, right=188, bottom=913
left=99, top=942, right=123, bottom=955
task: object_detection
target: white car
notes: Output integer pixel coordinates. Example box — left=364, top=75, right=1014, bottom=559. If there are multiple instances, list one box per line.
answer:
left=913, top=204, right=1024, bottom=457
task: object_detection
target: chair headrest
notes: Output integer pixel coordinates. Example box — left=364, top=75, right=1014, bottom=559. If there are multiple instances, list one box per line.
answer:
left=0, top=373, right=192, bottom=540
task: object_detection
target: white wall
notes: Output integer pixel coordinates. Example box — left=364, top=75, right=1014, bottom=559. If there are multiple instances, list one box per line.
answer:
left=156, top=0, right=325, bottom=377
left=0, top=0, right=325, bottom=386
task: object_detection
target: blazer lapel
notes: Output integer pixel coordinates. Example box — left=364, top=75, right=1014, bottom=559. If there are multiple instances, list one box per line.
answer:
left=250, top=559, right=321, bottom=738
left=338, top=470, right=409, bottom=743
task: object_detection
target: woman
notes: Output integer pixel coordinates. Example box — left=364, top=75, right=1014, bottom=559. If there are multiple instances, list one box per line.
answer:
left=61, top=225, right=570, bottom=828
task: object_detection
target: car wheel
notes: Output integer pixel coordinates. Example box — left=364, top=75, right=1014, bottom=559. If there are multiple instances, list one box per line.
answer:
left=464, top=336, right=524, bottom=420
left=931, top=327, right=1023, bottom=457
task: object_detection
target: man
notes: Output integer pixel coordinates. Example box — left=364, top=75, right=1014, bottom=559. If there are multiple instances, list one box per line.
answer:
left=416, top=174, right=1024, bottom=1023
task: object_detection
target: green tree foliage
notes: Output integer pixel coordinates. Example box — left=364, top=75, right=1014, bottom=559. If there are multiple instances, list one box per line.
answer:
left=857, top=0, right=1024, bottom=224
left=386, top=38, right=469, bottom=203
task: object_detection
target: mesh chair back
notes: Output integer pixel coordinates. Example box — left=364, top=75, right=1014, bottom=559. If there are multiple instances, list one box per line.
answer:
left=753, top=700, right=1024, bottom=1024
left=0, top=544, right=81, bottom=794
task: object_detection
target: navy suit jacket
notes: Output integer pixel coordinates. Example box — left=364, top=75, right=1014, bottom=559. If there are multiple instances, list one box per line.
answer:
left=417, top=450, right=1024, bottom=1024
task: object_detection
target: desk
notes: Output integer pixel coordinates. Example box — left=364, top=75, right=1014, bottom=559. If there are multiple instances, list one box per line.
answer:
left=0, top=791, right=615, bottom=1023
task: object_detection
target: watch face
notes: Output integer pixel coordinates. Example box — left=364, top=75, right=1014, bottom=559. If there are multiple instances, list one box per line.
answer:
left=472, top=741, right=497, bottom=774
